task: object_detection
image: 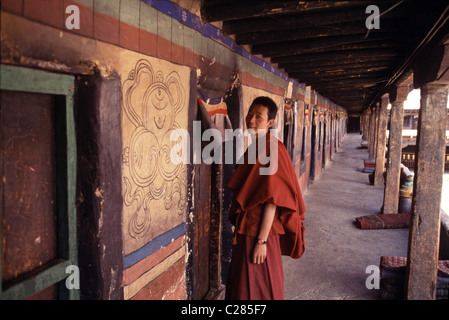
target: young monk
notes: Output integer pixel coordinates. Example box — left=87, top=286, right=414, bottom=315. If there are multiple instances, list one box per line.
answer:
left=225, top=96, right=306, bottom=300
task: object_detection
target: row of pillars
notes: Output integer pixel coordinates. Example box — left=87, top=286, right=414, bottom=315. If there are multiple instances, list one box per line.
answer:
left=361, top=41, right=449, bottom=299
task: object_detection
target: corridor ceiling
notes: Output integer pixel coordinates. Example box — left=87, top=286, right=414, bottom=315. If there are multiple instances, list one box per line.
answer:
left=200, top=0, right=449, bottom=113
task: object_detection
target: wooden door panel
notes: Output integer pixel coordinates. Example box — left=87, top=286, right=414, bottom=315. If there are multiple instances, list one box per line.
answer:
left=0, top=65, right=77, bottom=300
left=1, top=91, right=58, bottom=297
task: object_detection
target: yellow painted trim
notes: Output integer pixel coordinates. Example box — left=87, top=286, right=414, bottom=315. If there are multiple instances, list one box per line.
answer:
left=123, top=246, right=186, bottom=300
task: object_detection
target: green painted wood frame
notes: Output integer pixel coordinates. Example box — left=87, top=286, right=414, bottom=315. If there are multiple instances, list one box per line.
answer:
left=0, top=65, right=78, bottom=300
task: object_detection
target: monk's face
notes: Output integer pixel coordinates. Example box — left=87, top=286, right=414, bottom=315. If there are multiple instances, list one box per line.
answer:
left=246, top=104, right=274, bottom=135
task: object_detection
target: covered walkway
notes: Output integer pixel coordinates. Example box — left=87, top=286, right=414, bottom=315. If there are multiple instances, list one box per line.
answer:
left=283, top=133, right=409, bottom=300
left=2, top=0, right=449, bottom=301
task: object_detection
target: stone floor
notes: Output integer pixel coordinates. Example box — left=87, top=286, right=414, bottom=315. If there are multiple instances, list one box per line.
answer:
left=283, top=133, right=410, bottom=300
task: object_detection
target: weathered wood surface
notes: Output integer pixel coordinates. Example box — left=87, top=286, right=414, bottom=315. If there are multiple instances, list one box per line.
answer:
left=368, top=107, right=376, bottom=158
left=1, top=91, right=58, bottom=298
left=374, top=96, right=388, bottom=186
left=382, top=86, right=408, bottom=213
left=200, top=0, right=449, bottom=113
left=406, top=83, right=448, bottom=300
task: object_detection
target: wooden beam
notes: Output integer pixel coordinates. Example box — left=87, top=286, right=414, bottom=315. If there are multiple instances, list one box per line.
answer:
left=305, top=75, right=389, bottom=86
left=220, top=1, right=420, bottom=36
left=414, top=42, right=449, bottom=87
left=326, top=97, right=365, bottom=103
left=201, top=1, right=377, bottom=22
left=315, top=81, right=368, bottom=90
left=382, top=86, right=409, bottom=213
left=252, top=37, right=414, bottom=57
left=291, top=72, right=389, bottom=85
left=374, top=95, right=388, bottom=186
left=368, top=106, right=376, bottom=158
left=288, top=66, right=391, bottom=81
left=282, top=59, right=395, bottom=74
left=314, top=80, right=383, bottom=88
left=272, top=49, right=401, bottom=64
left=278, top=59, right=396, bottom=72
left=222, top=7, right=370, bottom=35
left=405, top=83, right=448, bottom=300
left=235, top=18, right=419, bottom=45
left=361, top=110, right=370, bottom=140
left=319, top=90, right=378, bottom=100
left=316, top=90, right=366, bottom=98
left=75, top=74, right=124, bottom=300
left=329, top=96, right=366, bottom=102
left=317, top=90, right=367, bottom=97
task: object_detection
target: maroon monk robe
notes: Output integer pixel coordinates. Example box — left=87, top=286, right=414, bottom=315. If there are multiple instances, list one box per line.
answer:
left=225, top=133, right=306, bottom=300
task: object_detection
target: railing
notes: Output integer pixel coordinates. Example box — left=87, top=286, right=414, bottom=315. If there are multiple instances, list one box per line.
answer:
left=402, top=152, right=449, bottom=170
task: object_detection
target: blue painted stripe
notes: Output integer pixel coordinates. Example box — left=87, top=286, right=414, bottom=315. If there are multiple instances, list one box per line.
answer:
left=123, top=223, right=187, bottom=269
left=141, top=0, right=302, bottom=87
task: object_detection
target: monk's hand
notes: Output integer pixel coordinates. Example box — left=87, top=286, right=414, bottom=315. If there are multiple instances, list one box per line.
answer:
left=252, top=243, right=267, bottom=264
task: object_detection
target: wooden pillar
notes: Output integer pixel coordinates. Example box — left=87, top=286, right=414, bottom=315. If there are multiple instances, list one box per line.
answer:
left=373, top=104, right=379, bottom=156
left=361, top=111, right=368, bottom=140
left=368, top=106, right=376, bottom=158
left=382, top=86, right=408, bottom=213
left=372, top=104, right=380, bottom=159
left=405, top=39, right=449, bottom=300
left=374, top=95, right=389, bottom=186
left=205, top=162, right=226, bottom=300
left=363, top=111, right=370, bottom=140
left=75, top=74, right=124, bottom=299
left=405, top=83, right=448, bottom=299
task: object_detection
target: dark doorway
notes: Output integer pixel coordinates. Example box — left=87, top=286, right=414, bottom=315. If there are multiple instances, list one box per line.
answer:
left=348, top=115, right=361, bottom=133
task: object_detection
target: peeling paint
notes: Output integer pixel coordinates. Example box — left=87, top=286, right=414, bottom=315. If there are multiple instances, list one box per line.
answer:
left=161, top=271, right=186, bottom=300
left=108, top=267, right=118, bottom=300
left=95, top=187, right=104, bottom=236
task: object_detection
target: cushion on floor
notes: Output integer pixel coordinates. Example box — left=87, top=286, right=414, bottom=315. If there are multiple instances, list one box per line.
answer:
left=354, top=213, right=411, bottom=230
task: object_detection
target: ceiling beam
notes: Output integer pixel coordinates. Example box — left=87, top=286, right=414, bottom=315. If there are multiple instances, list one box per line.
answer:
left=314, top=85, right=374, bottom=92
left=281, top=59, right=396, bottom=73
left=271, top=48, right=402, bottom=64
left=222, top=1, right=435, bottom=35
left=201, top=1, right=379, bottom=23
left=287, top=69, right=390, bottom=81
left=289, top=69, right=389, bottom=81
left=303, top=76, right=389, bottom=87
left=253, top=38, right=416, bottom=57
left=222, top=7, right=372, bottom=35
left=200, top=0, right=449, bottom=114
left=235, top=18, right=425, bottom=45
